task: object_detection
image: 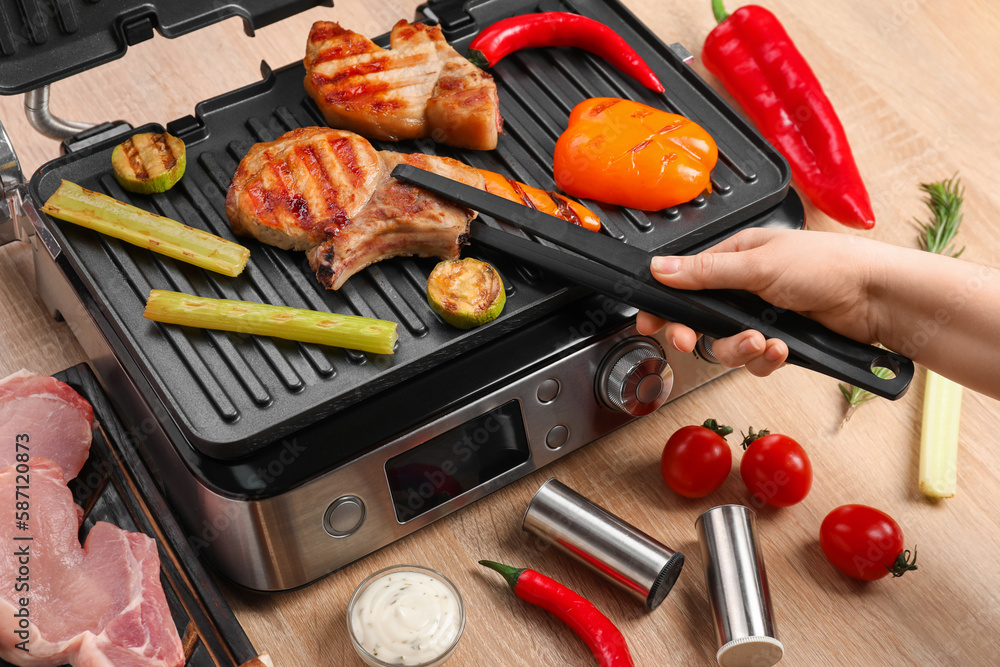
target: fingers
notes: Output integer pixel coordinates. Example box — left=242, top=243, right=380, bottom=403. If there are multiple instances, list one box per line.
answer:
left=635, top=312, right=700, bottom=352
left=698, top=227, right=779, bottom=255
left=664, top=323, right=699, bottom=353
left=635, top=310, right=668, bottom=336
left=701, top=331, right=788, bottom=376
left=649, top=228, right=785, bottom=292
left=651, top=251, right=767, bottom=292
left=744, top=338, right=788, bottom=377
left=642, top=227, right=791, bottom=376
left=634, top=310, right=789, bottom=376
left=708, top=330, right=767, bottom=367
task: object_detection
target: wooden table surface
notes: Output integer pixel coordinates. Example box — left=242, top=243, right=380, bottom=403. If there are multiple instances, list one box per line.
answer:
left=2, top=1, right=1000, bottom=665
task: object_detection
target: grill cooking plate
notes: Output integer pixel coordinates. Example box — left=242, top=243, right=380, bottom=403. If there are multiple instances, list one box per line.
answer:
left=28, top=0, right=789, bottom=460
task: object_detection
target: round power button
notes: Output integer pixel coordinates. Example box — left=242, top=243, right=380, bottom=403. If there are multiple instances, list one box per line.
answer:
left=536, top=378, right=561, bottom=403
left=545, top=425, right=570, bottom=449
left=324, top=496, right=366, bottom=538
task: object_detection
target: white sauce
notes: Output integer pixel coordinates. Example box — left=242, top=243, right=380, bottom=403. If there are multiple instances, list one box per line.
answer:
left=350, top=570, right=462, bottom=665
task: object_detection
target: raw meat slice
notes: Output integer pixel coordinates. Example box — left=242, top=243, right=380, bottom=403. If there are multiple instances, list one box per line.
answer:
left=0, top=370, right=94, bottom=483
left=304, top=20, right=502, bottom=150
left=0, top=459, right=184, bottom=667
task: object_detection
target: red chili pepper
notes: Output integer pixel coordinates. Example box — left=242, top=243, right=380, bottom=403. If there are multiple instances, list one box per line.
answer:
left=467, top=12, right=664, bottom=93
left=702, top=0, right=875, bottom=229
left=479, top=560, right=634, bottom=667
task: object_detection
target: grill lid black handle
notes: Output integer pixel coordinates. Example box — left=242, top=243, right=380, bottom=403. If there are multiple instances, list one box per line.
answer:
left=393, top=164, right=914, bottom=400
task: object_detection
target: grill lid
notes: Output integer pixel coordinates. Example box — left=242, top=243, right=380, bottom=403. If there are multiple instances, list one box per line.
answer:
left=0, top=0, right=333, bottom=95
left=27, top=0, right=790, bottom=460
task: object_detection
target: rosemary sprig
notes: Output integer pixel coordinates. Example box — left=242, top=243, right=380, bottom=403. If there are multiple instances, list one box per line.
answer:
left=917, top=174, right=965, bottom=258
left=839, top=358, right=895, bottom=426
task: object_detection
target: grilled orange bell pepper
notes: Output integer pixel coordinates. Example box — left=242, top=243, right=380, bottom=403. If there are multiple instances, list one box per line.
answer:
left=553, top=98, right=718, bottom=211
left=477, top=169, right=601, bottom=232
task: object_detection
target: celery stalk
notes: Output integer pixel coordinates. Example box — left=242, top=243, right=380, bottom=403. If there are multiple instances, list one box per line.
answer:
left=919, top=370, right=962, bottom=498
left=144, top=290, right=398, bottom=355
left=41, top=179, right=250, bottom=277
left=916, top=176, right=964, bottom=499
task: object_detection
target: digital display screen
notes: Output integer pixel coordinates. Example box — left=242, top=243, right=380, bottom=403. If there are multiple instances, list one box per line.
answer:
left=385, top=401, right=530, bottom=523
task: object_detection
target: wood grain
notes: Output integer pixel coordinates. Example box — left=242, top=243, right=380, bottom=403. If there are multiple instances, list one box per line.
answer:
left=2, top=1, right=1000, bottom=665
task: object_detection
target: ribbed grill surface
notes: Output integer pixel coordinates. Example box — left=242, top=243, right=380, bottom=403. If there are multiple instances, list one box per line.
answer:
left=29, top=0, right=788, bottom=457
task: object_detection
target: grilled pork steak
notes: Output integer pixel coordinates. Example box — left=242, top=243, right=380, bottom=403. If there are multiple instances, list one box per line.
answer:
left=226, top=127, right=382, bottom=252
left=307, top=150, right=483, bottom=290
left=227, top=127, right=484, bottom=290
left=304, top=20, right=502, bottom=150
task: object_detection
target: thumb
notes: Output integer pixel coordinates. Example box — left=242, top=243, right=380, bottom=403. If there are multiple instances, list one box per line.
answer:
left=650, top=252, right=763, bottom=291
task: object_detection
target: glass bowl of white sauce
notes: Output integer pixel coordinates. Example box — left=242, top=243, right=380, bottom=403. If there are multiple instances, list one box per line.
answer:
left=347, top=564, right=466, bottom=667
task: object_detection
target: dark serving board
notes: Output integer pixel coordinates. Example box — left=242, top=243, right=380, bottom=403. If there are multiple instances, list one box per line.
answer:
left=27, top=0, right=790, bottom=459
left=0, top=0, right=333, bottom=95
left=0, top=364, right=259, bottom=667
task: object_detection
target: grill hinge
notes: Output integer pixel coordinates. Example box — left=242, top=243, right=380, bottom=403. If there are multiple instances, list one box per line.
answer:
left=24, top=198, right=62, bottom=261
left=0, top=191, right=26, bottom=246
left=0, top=119, right=28, bottom=247
left=0, top=118, right=65, bottom=258
left=24, top=85, right=96, bottom=141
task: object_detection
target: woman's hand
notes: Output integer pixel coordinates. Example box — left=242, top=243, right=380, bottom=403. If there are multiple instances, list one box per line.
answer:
left=636, top=228, right=888, bottom=376
left=639, top=226, right=1000, bottom=398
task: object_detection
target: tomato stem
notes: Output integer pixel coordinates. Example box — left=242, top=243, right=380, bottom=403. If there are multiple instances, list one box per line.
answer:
left=888, top=546, right=918, bottom=578
left=702, top=418, right=733, bottom=439
left=740, top=426, right=771, bottom=450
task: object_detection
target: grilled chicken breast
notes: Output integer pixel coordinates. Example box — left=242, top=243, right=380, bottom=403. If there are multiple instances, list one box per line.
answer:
left=304, top=20, right=502, bottom=150
left=226, top=127, right=484, bottom=290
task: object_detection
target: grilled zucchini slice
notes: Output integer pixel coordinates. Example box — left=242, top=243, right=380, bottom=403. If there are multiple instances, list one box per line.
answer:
left=427, top=258, right=505, bottom=329
left=111, top=132, right=186, bottom=194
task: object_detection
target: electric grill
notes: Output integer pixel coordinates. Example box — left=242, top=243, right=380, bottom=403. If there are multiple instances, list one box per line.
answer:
left=0, top=0, right=904, bottom=591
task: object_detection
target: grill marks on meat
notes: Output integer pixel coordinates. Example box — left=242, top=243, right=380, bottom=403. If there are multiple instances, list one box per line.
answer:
left=227, top=127, right=484, bottom=290
left=0, top=370, right=94, bottom=483
left=308, top=151, right=482, bottom=290
left=226, top=128, right=382, bottom=252
left=0, top=459, right=184, bottom=666
left=304, top=20, right=502, bottom=150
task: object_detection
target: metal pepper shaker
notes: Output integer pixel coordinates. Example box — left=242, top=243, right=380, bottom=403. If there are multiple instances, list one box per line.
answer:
left=695, top=505, right=784, bottom=667
left=522, top=478, right=685, bottom=610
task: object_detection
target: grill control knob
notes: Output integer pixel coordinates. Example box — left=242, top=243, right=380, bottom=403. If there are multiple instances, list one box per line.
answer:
left=598, top=339, right=673, bottom=416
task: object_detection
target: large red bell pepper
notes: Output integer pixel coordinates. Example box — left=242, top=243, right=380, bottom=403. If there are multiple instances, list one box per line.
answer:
left=702, top=0, right=875, bottom=229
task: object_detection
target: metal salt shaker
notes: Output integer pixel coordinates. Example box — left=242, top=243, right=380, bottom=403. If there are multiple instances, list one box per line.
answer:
left=696, top=504, right=784, bottom=667
left=522, top=478, right=685, bottom=610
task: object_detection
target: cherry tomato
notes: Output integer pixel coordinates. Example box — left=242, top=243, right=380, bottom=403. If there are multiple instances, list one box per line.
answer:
left=660, top=419, right=733, bottom=498
left=820, top=504, right=918, bottom=581
left=739, top=428, right=812, bottom=507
